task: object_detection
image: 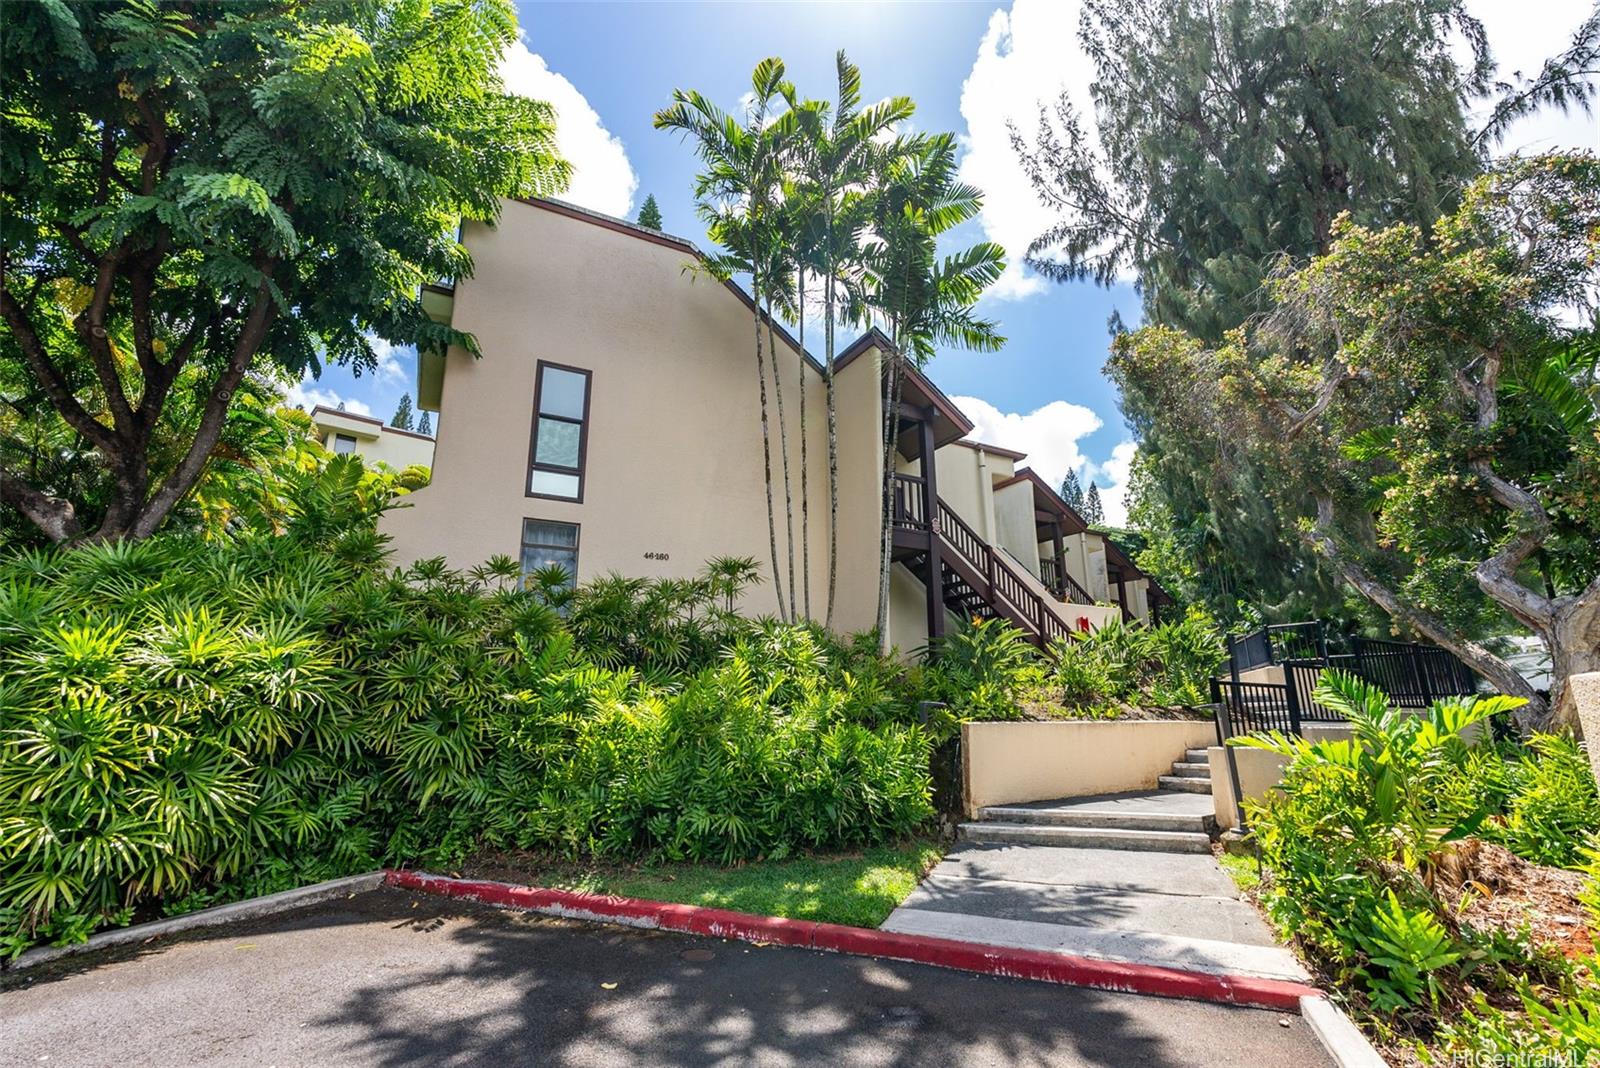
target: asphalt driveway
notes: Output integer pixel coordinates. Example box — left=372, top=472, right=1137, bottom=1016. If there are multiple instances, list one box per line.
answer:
left=1, top=887, right=1331, bottom=1067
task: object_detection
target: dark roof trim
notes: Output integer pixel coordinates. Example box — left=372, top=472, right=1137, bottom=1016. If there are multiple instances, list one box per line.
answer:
left=954, top=438, right=1028, bottom=462
left=514, top=196, right=699, bottom=256
left=311, top=404, right=382, bottom=427
left=509, top=197, right=827, bottom=376
left=309, top=405, right=436, bottom=442
left=1100, top=535, right=1145, bottom=580
left=901, top=358, right=976, bottom=437
left=834, top=328, right=886, bottom=372
left=994, top=467, right=1089, bottom=534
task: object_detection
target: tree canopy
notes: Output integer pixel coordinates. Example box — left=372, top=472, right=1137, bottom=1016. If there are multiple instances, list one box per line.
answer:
left=391, top=392, right=414, bottom=431
left=1013, top=0, right=1599, bottom=629
left=1, top=0, right=568, bottom=544
left=1111, top=154, right=1600, bottom=729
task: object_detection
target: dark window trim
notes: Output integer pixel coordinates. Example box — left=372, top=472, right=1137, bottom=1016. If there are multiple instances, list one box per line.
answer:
left=519, top=517, right=581, bottom=586
left=526, top=359, right=592, bottom=503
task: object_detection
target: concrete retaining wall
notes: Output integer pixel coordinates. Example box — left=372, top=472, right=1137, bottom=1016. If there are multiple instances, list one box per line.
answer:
left=963, top=719, right=1218, bottom=818
left=1570, top=672, right=1600, bottom=787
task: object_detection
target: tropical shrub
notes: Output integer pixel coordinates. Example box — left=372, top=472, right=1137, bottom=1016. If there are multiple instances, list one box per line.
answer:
left=1045, top=606, right=1225, bottom=715
left=0, top=462, right=932, bottom=954
left=1238, top=672, right=1600, bottom=1055
left=919, top=617, right=1044, bottom=725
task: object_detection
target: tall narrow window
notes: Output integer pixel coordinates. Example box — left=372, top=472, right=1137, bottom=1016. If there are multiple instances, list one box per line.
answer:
left=527, top=361, right=591, bottom=501
left=520, top=518, right=579, bottom=590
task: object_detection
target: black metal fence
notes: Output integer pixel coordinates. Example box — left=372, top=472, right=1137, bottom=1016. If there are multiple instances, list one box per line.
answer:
left=1213, top=627, right=1478, bottom=741
left=1225, top=621, right=1327, bottom=674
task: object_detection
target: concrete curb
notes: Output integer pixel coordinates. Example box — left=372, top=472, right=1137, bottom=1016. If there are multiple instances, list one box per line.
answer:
left=1300, top=995, right=1390, bottom=1067
left=385, top=869, right=1322, bottom=1012
left=6, top=872, right=385, bottom=973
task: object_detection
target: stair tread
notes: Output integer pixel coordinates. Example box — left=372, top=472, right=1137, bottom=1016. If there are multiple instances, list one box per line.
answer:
left=959, top=823, right=1212, bottom=854
left=1158, top=775, right=1213, bottom=794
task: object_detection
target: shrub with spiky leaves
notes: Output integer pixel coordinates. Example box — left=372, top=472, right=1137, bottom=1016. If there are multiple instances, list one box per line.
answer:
left=0, top=477, right=932, bottom=954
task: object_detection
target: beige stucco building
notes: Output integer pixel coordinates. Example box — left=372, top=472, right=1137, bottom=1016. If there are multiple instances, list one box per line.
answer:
left=310, top=406, right=435, bottom=471
left=381, top=197, right=1166, bottom=651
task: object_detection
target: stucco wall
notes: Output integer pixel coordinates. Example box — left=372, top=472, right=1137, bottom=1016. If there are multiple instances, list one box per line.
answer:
left=1208, top=746, right=1290, bottom=833
left=380, top=200, right=882, bottom=631
left=993, top=480, right=1041, bottom=578
left=1568, top=672, right=1600, bottom=787
left=963, top=719, right=1219, bottom=817
left=312, top=409, right=435, bottom=470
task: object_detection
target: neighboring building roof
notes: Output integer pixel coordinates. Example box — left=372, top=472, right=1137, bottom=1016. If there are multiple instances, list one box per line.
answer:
left=309, top=405, right=435, bottom=443
left=993, top=467, right=1090, bottom=534
left=953, top=439, right=1029, bottom=462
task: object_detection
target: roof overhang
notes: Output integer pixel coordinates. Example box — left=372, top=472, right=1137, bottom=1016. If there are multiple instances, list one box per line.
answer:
left=994, top=468, right=1090, bottom=535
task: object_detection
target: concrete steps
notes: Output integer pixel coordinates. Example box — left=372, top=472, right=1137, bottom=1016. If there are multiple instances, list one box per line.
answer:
left=958, top=822, right=1213, bottom=853
left=977, top=804, right=1210, bottom=835
left=1157, top=775, right=1214, bottom=793
left=1169, top=762, right=1210, bottom=777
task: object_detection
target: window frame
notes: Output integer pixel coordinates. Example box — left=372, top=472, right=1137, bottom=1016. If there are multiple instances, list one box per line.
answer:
left=519, top=517, right=581, bottom=590
left=331, top=433, right=358, bottom=455
left=525, top=360, right=593, bottom=503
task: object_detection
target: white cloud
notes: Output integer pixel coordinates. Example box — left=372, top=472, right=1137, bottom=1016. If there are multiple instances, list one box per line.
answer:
left=954, top=393, right=1137, bottom=526
left=285, top=378, right=372, bottom=417
left=499, top=38, right=638, bottom=218
left=957, top=0, right=1092, bottom=301
left=952, top=392, right=1100, bottom=488
left=1090, top=440, right=1137, bottom=528
left=1465, top=0, right=1600, bottom=153
left=368, top=335, right=410, bottom=384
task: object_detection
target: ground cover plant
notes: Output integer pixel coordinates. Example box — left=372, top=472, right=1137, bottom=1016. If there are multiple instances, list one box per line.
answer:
left=0, top=459, right=935, bottom=956
left=1236, top=672, right=1600, bottom=1061
left=463, top=838, right=945, bottom=929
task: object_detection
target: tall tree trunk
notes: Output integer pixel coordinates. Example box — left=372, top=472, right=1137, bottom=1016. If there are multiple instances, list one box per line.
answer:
left=875, top=335, right=907, bottom=650
left=824, top=242, right=840, bottom=631
left=766, top=297, right=798, bottom=622
left=797, top=273, right=811, bottom=621
left=751, top=267, right=787, bottom=621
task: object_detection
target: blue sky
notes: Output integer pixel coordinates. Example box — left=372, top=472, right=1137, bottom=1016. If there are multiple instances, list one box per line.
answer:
left=296, top=0, right=1599, bottom=524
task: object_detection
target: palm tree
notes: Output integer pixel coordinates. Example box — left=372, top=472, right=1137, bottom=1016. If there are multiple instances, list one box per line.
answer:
left=787, top=54, right=914, bottom=629
left=655, top=60, right=799, bottom=621
left=862, top=132, right=1005, bottom=645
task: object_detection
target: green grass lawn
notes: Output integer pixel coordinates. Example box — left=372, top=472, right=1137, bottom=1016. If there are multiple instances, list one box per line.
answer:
left=461, top=839, right=946, bottom=929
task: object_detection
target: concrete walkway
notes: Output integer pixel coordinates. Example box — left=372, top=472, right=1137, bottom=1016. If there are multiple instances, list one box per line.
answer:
left=884, top=793, right=1309, bottom=983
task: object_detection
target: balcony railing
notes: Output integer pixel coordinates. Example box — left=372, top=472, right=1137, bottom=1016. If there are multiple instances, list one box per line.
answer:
left=891, top=473, right=928, bottom=531
left=1038, top=557, right=1093, bottom=606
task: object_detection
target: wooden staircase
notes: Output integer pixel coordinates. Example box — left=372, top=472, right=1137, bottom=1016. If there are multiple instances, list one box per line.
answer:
left=893, top=484, right=1090, bottom=649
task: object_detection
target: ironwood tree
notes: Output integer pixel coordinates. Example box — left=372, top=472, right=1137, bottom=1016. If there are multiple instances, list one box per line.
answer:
left=1012, top=0, right=1599, bottom=624
left=1, top=0, right=568, bottom=543
left=1112, top=155, right=1600, bottom=731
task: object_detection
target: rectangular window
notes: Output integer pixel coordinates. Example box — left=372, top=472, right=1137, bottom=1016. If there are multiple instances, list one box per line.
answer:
left=520, top=518, right=579, bottom=590
left=528, top=361, right=591, bottom=501
left=331, top=433, right=357, bottom=455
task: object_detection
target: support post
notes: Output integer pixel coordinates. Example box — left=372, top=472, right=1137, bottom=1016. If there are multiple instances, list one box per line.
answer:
left=1050, top=521, right=1067, bottom=600
left=1113, top=570, right=1131, bottom=622
left=918, top=410, right=945, bottom=647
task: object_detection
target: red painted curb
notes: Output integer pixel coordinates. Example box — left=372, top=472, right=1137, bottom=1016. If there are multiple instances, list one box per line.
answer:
left=383, top=870, right=1321, bottom=1012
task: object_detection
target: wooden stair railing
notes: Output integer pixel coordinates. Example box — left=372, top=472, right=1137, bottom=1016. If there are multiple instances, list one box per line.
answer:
left=931, top=497, right=1084, bottom=649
